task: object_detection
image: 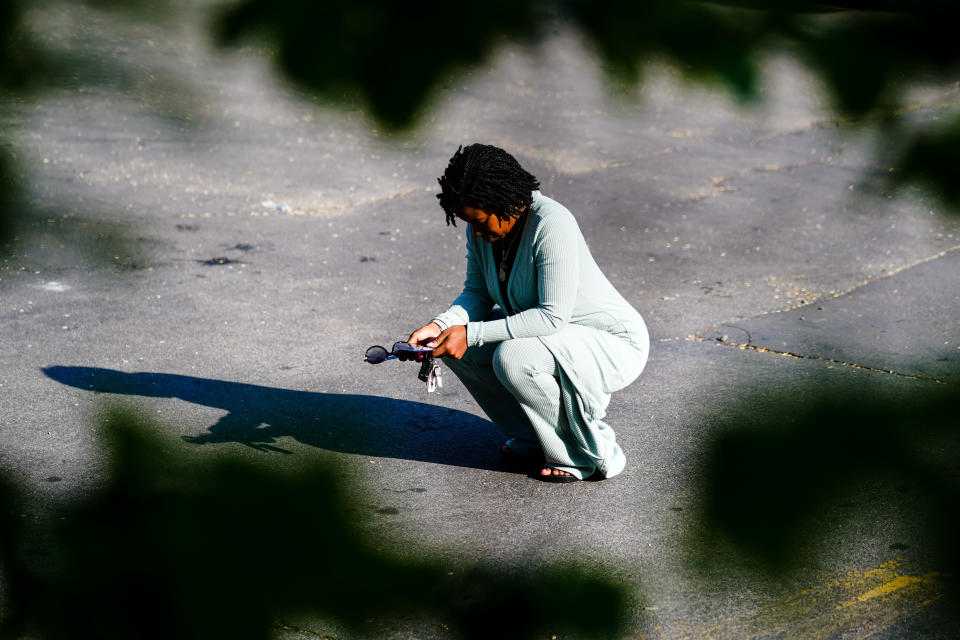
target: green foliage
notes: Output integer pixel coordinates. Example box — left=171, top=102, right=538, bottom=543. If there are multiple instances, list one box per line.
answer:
left=0, top=409, right=630, bottom=640
left=0, top=150, right=20, bottom=247
left=565, top=0, right=767, bottom=97
left=688, top=382, right=960, bottom=575
left=216, top=0, right=548, bottom=130
left=788, top=6, right=958, bottom=116
left=213, top=0, right=960, bottom=210
left=0, top=0, right=25, bottom=89
left=0, top=0, right=24, bottom=247
left=213, top=0, right=960, bottom=122
left=893, top=115, right=960, bottom=208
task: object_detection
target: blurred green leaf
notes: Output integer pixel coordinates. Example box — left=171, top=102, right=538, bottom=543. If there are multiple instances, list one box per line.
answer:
left=0, top=408, right=632, bottom=640
left=0, top=0, right=25, bottom=89
left=216, top=0, right=548, bottom=129
left=567, top=0, right=767, bottom=97
left=0, top=150, right=21, bottom=247
left=689, top=383, right=960, bottom=575
left=892, top=115, right=960, bottom=208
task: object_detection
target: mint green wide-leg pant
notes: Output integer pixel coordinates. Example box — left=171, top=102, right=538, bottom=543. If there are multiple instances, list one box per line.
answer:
left=443, top=321, right=647, bottom=479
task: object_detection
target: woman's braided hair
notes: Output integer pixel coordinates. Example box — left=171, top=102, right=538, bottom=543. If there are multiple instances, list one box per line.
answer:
left=436, top=144, right=540, bottom=226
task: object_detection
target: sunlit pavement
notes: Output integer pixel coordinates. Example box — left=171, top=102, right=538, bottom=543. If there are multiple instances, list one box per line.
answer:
left=1, top=4, right=959, bottom=638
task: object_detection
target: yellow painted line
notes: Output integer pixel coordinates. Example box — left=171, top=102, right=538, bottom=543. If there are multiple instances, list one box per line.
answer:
left=653, top=559, right=944, bottom=639
left=836, top=572, right=940, bottom=609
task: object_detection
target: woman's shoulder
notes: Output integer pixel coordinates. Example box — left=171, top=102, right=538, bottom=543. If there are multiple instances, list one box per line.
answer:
left=531, top=191, right=579, bottom=229
left=529, top=191, right=583, bottom=246
left=531, top=190, right=569, bottom=216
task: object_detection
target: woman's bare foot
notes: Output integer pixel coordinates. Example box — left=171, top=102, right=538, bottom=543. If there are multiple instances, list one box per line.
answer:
left=540, top=467, right=578, bottom=483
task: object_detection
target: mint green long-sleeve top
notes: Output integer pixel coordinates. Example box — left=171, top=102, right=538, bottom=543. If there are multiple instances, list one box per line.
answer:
left=431, top=190, right=646, bottom=351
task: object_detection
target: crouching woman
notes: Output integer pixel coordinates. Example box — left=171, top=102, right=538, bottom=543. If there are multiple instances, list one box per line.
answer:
left=408, top=144, right=649, bottom=482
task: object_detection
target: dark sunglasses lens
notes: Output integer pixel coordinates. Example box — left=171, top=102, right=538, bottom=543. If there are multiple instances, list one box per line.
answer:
left=364, top=346, right=388, bottom=364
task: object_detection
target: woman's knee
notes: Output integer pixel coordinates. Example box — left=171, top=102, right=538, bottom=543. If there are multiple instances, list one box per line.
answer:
left=492, top=339, right=549, bottom=390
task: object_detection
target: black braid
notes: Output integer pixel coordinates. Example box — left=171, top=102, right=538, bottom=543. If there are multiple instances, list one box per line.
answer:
left=436, top=144, right=540, bottom=226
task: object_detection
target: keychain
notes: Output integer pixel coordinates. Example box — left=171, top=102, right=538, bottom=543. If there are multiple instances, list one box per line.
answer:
left=427, top=364, right=442, bottom=393
left=365, top=341, right=440, bottom=393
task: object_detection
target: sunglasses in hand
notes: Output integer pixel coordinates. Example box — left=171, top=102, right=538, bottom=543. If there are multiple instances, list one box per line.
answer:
left=364, top=341, right=434, bottom=364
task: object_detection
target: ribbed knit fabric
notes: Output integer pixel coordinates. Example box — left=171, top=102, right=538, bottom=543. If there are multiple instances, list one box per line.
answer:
left=431, top=191, right=649, bottom=478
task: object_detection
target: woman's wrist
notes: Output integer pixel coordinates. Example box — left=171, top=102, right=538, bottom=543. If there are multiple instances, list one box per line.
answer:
left=466, top=321, right=484, bottom=347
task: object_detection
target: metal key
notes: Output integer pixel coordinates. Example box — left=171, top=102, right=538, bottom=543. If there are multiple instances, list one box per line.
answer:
left=427, top=364, right=442, bottom=392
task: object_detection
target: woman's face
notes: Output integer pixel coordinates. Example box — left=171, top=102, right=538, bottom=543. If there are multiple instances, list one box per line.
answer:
left=456, top=205, right=518, bottom=242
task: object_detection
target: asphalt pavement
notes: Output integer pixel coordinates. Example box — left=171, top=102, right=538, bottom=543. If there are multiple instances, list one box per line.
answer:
left=1, top=5, right=959, bottom=639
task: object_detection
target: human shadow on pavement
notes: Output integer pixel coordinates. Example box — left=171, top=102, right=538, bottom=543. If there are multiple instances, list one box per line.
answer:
left=42, top=366, right=509, bottom=471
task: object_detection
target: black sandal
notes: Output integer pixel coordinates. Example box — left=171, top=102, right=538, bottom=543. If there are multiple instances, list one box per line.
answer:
left=539, top=467, right=579, bottom=483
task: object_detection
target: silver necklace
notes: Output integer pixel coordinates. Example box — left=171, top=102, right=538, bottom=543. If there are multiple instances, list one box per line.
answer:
left=497, top=219, right=523, bottom=282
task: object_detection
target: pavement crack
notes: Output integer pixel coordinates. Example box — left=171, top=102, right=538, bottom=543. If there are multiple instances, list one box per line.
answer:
left=750, top=119, right=842, bottom=146
left=688, top=335, right=955, bottom=386
left=693, top=244, right=960, bottom=336
left=686, top=243, right=960, bottom=386
left=272, top=619, right=337, bottom=639
left=720, top=323, right=753, bottom=347
left=805, top=243, right=960, bottom=310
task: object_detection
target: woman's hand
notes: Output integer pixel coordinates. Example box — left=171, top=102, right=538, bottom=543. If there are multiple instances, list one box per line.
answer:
left=430, top=325, right=468, bottom=360
left=408, top=322, right=442, bottom=348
